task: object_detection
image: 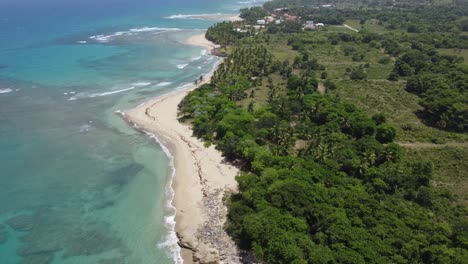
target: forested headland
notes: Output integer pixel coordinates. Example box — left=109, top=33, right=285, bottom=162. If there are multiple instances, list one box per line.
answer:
left=181, top=0, right=467, bottom=262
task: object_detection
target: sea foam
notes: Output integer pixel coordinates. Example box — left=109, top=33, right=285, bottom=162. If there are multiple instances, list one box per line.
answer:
left=176, top=64, right=189, bottom=69
left=114, top=111, right=183, bottom=263
left=156, top=82, right=172, bottom=87
left=88, top=27, right=182, bottom=43
left=129, top=26, right=181, bottom=32
left=165, top=13, right=221, bottom=20
left=68, top=86, right=135, bottom=100
left=79, top=124, right=92, bottom=133
left=143, top=131, right=183, bottom=264
left=164, top=13, right=239, bottom=21
left=132, top=82, right=152, bottom=87
left=0, top=88, right=13, bottom=94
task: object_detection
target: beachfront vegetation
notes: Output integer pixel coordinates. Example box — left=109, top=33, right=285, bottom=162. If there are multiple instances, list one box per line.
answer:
left=181, top=0, right=467, bottom=262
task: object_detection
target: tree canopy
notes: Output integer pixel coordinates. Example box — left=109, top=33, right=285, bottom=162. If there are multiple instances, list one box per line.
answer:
left=182, top=1, right=468, bottom=262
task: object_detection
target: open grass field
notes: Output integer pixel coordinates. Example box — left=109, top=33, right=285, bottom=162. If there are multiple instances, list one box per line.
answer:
left=234, top=29, right=468, bottom=145
left=226, top=28, right=468, bottom=205
left=330, top=79, right=468, bottom=143
left=405, top=146, right=468, bottom=206
left=240, top=73, right=288, bottom=110
left=437, top=48, right=468, bottom=63
left=344, top=19, right=387, bottom=33
left=278, top=26, right=468, bottom=206
left=237, top=35, right=295, bottom=110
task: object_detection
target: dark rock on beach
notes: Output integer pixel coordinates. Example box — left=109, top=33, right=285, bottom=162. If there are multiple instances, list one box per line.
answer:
left=211, top=48, right=228, bottom=57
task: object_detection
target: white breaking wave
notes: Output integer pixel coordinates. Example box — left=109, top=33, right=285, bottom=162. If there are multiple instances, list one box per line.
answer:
left=176, top=64, right=189, bottom=69
left=88, top=27, right=182, bottom=43
left=68, top=86, right=135, bottom=100
left=191, top=56, right=202, bottom=61
left=0, top=88, right=13, bottom=94
left=142, top=131, right=183, bottom=264
left=79, top=124, right=92, bottom=133
left=165, top=13, right=221, bottom=19
left=157, top=82, right=172, bottom=87
left=164, top=13, right=238, bottom=21
left=132, top=82, right=152, bottom=87
left=129, top=26, right=181, bottom=32
left=89, top=34, right=119, bottom=43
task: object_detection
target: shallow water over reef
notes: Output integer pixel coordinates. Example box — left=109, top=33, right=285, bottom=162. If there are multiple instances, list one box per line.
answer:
left=0, top=0, right=265, bottom=263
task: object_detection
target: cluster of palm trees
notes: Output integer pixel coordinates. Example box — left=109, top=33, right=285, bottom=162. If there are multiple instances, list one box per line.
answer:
left=211, top=46, right=274, bottom=85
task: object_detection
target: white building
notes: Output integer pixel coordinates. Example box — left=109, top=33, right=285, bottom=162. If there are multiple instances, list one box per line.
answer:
left=304, top=21, right=315, bottom=30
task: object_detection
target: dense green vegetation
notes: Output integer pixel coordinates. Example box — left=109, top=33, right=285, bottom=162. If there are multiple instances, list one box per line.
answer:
left=181, top=0, right=468, bottom=262
left=206, top=21, right=245, bottom=46
left=398, top=51, right=467, bottom=132
left=240, top=7, right=269, bottom=24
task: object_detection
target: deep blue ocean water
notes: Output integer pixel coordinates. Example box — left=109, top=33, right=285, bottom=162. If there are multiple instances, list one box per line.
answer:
left=0, top=0, right=265, bottom=263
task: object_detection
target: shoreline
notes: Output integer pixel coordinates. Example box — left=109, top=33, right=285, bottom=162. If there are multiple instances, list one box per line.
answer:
left=122, top=33, right=240, bottom=263
left=184, top=33, right=220, bottom=51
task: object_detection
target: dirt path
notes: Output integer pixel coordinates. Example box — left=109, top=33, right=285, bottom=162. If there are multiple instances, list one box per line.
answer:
left=343, top=24, right=359, bottom=32
left=317, top=82, right=326, bottom=94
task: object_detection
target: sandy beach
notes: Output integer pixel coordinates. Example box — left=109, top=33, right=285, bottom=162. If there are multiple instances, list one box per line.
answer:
left=225, top=15, right=243, bottom=22
left=184, top=33, right=220, bottom=51
left=123, top=34, right=240, bottom=263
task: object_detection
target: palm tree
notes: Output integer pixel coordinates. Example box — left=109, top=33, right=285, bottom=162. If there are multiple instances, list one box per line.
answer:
left=362, top=151, right=377, bottom=167
left=314, top=143, right=331, bottom=162
left=379, top=147, right=398, bottom=164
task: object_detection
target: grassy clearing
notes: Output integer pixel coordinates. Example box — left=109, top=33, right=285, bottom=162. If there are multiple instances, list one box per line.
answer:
left=295, top=29, right=468, bottom=144
left=344, top=19, right=387, bottom=33
left=437, top=48, right=468, bottom=63
left=240, top=73, right=287, bottom=110
left=217, top=26, right=468, bottom=212
left=267, top=35, right=297, bottom=62
left=330, top=79, right=468, bottom=143
left=295, top=30, right=394, bottom=80
left=327, top=25, right=359, bottom=33
left=233, top=30, right=468, bottom=144
left=223, top=30, right=468, bottom=146
left=238, top=35, right=296, bottom=110
left=405, top=147, right=468, bottom=205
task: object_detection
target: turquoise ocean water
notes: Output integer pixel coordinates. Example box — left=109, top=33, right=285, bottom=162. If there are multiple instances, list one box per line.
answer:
left=0, top=0, right=265, bottom=263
